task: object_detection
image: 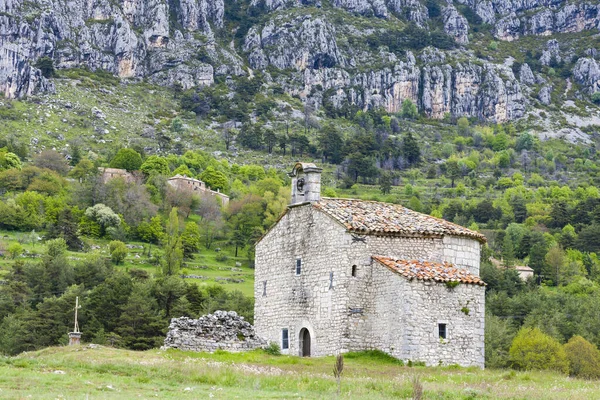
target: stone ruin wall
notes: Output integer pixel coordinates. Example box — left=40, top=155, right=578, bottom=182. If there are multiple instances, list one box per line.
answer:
left=163, top=311, right=267, bottom=352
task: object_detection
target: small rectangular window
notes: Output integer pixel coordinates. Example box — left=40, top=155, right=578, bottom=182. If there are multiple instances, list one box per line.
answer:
left=282, top=329, right=289, bottom=349
left=439, top=323, right=447, bottom=340
left=329, top=272, right=334, bottom=290
left=262, top=280, right=267, bottom=296
left=296, top=258, right=302, bottom=275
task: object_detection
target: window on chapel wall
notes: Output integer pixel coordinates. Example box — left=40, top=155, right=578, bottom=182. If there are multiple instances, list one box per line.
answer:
left=438, top=323, right=447, bottom=340
left=351, top=265, right=357, bottom=277
left=296, top=258, right=302, bottom=275
left=282, top=329, right=289, bottom=350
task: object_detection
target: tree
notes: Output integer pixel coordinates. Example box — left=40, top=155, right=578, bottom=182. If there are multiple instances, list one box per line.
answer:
left=181, top=221, right=201, bottom=258
left=509, top=195, right=527, bottom=223
left=161, top=208, right=183, bottom=276
left=402, top=132, right=421, bottom=166
left=222, top=128, right=235, bottom=151
left=33, top=150, right=69, bottom=175
left=263, top=130, right=277, bottom=154
left=509, top=327, right=568, bottom=373
left=84, top=204, right=121, bottom=236
left=318, top=125, right=344, bottom=164
left=564, top=335, right=600, bottom=379
left=0, top=149, right=22, bottom=170
left=444, top=157, right=461, bottom=188
left=401, top=99, right=418, bottom=120
left=549, top=201, right=570, bottom=228
left=47, top=207, right=83, bottom=251
left=109, top=240, right=128, bottom=265
left=199, top=166, right=228, bottom=192
left=501, top=234, right=515, bottom=267
left=379, top=171, right=393, bottom=195
left=69, top=158, right=96, bottom=181
left=544, top=244, right=565, bottom=286
left=457, top=117, right=470, bottom=136
left=34, top=57, right=55, bottom=78
left=591, top=92, right=600, bottom=105
left=7, top=243, right=23, bottom=259
left=237, top=124, right=263, bottom=150
left=347, top=153, right=377, bottom=183
left=137, top=216, right=164, bottom=244
left=116, top=283, right=164, bottom=350
left=140, top=155, right=170, bottom=176
left=109, top=148, right=143, bottom=171
left=576, top=224, right=600, bottom=253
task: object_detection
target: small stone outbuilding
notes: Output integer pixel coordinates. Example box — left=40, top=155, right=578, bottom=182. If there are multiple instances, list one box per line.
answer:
left=254, top=163, right=486, bottom=367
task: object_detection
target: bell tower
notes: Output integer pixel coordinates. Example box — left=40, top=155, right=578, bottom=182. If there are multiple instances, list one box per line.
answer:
left=289, top=162, right=322, bottom=205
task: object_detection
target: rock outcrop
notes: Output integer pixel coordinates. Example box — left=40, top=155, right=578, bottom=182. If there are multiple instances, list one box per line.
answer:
left=163, top=311, right=267, bottom=352
left=0, top=0, right=222, bottom=97
left=443, top=5, right=470, bottom=44
left=573, top=57, right=600, bottom=94
left=245, top=15, right=344, bottom=71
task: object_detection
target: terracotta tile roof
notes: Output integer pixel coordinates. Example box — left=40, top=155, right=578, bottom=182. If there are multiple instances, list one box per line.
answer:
left=373, top=256, right=485, bottom=285
left=314, top=198, right=486, bottom=242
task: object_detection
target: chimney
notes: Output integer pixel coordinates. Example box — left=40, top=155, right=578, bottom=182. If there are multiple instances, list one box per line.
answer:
left=289, top=162, right=322, bottom=205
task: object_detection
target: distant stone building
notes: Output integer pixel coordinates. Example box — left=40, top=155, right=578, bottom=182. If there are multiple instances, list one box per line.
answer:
left=254, top=162, right=486, bottom=367
left=514, top=265, right=534, bottom=280
left=167, top=174, right=229, bottom=206
left=98, top=167, right=136, bottom=184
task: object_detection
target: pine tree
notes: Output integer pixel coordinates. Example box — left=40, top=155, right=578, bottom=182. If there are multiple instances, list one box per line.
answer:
left=502, top=234, right=515, bottom=267
left=402, top=132, right=421, bottom=166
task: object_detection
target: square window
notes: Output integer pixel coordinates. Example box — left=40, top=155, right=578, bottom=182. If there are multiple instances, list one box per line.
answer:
left=282, top=329, right=289, bottom=349
left=296, top=258, right=302, bottom=275
left=438, top=323, right=447, bottom=340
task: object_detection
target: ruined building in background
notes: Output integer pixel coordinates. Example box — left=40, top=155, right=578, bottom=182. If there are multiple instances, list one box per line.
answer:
left=254, top=162, right=486, bottom=367
left=98, top=167, right=136, bottom=184
left=167, top=174, right=229, bottom=206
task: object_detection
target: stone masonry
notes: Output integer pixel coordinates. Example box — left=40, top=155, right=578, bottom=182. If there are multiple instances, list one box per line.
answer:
left=254, top=162, right=486, bottom=367
left=163, top=311, right=267, bottom=352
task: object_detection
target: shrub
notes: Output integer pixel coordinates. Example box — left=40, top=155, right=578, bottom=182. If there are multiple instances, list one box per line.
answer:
left=264, top=342, right=281, bottom=356
left=563, top=335, right=600, bottom=379
left=509, top=327, right=568, bottom=373
left=7, top=242, right=23, bottom=259
left=592, top=92, right=600, bottom=104
left=109, top=240, right=128, bottom=265
left=215, top=253, right=228, bottom=262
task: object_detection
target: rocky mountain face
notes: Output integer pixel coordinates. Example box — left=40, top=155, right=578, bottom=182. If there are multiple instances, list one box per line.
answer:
left=1, top=0, right=599, bottom=122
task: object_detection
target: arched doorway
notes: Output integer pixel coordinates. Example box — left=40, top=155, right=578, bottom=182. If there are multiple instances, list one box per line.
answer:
left=299, top=328, right=311, bottom=357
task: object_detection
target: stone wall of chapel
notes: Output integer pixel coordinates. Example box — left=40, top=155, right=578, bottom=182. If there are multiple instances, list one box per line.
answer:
left=442, top=235, right=481, bottom=275
left=254, top=204, right=484, bottom=363
left=368, top=264, right=485, bottom=367
left=254, top=205, right=352, bottom=357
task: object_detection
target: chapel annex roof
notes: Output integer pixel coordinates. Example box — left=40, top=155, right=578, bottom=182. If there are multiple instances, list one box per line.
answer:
left=373, top=256, right=486, bottom=286
left=313, top=198, right=486, bottom=242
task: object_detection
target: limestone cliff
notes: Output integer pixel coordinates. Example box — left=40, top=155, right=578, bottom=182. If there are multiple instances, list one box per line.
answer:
left=1, top=0, right=599, bottom=122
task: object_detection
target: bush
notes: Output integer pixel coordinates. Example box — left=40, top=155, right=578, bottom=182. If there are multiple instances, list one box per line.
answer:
left=563, top=335, right=600, bottom=379
left=592, top=92, right=600, bottom=104
left=7, top=243, right=23, bottom=259
left=109, top=240, right=128, bottom=265
left=264, top=342, right=281, bottom=356
left=509, top=327, right=568, bottom=373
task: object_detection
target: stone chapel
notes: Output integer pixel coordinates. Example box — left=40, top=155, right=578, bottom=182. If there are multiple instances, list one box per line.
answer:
left=254, top=162, right=486, bottom=367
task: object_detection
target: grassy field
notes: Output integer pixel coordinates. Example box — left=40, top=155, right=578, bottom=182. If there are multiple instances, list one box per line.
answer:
left=0, top=345, right=597, bottom=399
